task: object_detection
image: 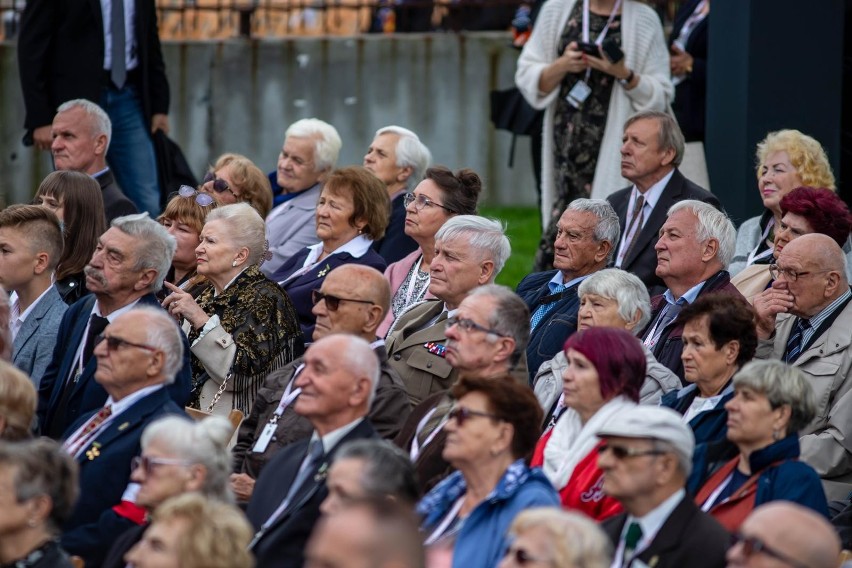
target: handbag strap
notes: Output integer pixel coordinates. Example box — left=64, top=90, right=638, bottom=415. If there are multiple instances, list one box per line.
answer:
left=205, top=371, right=233, bottom=413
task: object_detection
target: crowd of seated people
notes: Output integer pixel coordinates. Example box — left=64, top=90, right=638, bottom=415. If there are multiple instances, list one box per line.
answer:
left=2, top=62, right=852, bottom=567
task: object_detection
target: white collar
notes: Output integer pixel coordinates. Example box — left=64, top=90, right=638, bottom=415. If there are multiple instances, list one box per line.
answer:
left=302, top=234, right=374, bottom=268
left=632, top=169, right=674, bottom=212
left=93, top=297, right=142, bottom=321
left=105, top=384, right=165, bottom=419
left=215, top=268, right=249, bottom=297
left=310, top=417, right=365, bottom=455
left=622, top=488, right=685, bottom=552
left=9, top=286, right=54, bottom=338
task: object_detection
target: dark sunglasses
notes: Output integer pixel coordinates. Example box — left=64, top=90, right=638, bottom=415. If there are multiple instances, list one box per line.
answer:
left=446, top=315, right=509, bottom=337
left=447, top=406, right=502, bottom=427
left=597, top=443, right=666, bottom=460
left=131, top=455, right=193, bottom=475
left=175, top=185, right=215, bottom=207
left=311, top=289, right=375, bottom=311
left=95, top=334, right=159, bottom=354
left=730, top=532, right=808, bottom=568
left=504, top=545, right=552, bottom=566
left=202, top=171, right=235, bottom=195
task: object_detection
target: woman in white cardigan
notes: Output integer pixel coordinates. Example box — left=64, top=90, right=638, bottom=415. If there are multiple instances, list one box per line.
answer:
left=516, top=0, right=673, bottom=269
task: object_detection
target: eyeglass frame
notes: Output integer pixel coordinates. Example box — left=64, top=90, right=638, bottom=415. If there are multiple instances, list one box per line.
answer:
left=597, top=442, right=667, bottom=460
left=96, top=334, right=159, bottom=355
left=176, top=185, right=215, bottom=207
left=403, top=192, right=455, bottom=213
left=202, top=171, right=236, bottom=196
left=447, top=406, right=503, bottom=427
left=446, top=315, right=510, bottom=337
left=311, top=289, right=375, bottom=312
left=768, top=264, right=833, bottom=283
left=730, top=532, right=809, bottom=568
left=131, top=455, right=194, bottom=475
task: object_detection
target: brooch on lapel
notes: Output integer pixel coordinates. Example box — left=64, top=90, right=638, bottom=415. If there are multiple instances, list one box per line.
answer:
left=118, top=422, right=130, bottom=431
left=85, top=442, right=102, bottom=461
left=423, top=342, right=447, bottom=358
left=314, top=462, right=329, bottom=483
left=317, top=264, right=331, bottom=278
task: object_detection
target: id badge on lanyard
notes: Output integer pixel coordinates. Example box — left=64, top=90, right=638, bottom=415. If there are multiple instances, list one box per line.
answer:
left=568, top=0, right=623, bottom=108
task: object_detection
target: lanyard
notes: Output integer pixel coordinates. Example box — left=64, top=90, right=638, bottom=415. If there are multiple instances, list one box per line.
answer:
left=404, top=255, right=430, bottom=306
left=251, top=365, right=304, bottom=454
left=424, top=497, right=465, bottom=546
left=673, top=0, right=708, bottom=49
left=582, top=0, right=623, bottom=44
left=746, top=218, right=776, bottom=266
left=410, top=407, right=449, bottom=461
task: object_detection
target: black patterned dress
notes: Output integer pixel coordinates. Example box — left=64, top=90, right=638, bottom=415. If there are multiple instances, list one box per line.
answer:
left=535, top=2, right=622, bottom=271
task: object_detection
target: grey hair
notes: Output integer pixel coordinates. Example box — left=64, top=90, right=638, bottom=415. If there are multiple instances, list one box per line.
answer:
left=333, top=439, right=420, bottom=504
left=57, top=99, right=112, bottom=151
left=375, top=126, right=433, bottom=191
left=667, top=200, right=736, bottom=267
left=434, top=215, right=511, bottom=277
left=566, top=198, right=621, bottom=263
left=205, top=203, right=267, bottom=265
left=467, top=284, right=530, bottom=367
left=285, top=118, right=343, bottom=173
left=578, top=269, right=652, bottom=334
left=132, top=306, right=185, bottom=384
left=508, top=508, right=612, bottom=568
left=624, top=110, right=685, bottom=167
left=733, top=360, right=817, bottom=436
left=332, top=334, right=380, bottom=406
left=111, top=213, right=176, bottom=292
left=141, top=415, right=235, bottom=503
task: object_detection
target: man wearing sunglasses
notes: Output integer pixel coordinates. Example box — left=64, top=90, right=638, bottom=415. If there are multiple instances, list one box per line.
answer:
left=597, top=406, right=729, bottom=568
left=231, top=264, right=410, bottom=502
left=727, top=501, right=841, bottom=568
left=752, top=233, right=852, bottom=501
left=60, top=306, right=186, bottom=566
left=262, top=118, right=342, bottom=277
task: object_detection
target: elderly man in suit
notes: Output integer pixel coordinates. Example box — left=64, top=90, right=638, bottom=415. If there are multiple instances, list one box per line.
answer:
left=61, top=306, right=186, bottom=565
left=364, top=125, right=432, bottom=264
left=262, top=118, right=342, bottom=276
left=246, top=334, right=380, bottom=567
left=0, top=206, right=68, bottom=386
left=49, top=100, right=138, bottom=223
left=753, top=233, right=852, bottom=500
left=385, top=215, right=513, bottom=406
left=607, top=111, right=720, bottom=296
left=230, top=264, right=410, bottom=502
left=517, top=199, right=619, bottom=382
left=37, top=213, right=191, bottom=440
left=598, top=406, right=729, bottom=568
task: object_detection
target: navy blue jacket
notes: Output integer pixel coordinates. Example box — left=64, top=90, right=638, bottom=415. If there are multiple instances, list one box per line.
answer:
left=372, top=192, right=418, bottom=264
left=517, top=270, right=580, bottom=383
left=271, top=247, right=387, bottom=344
left=37, top=294, right=192, bottom=439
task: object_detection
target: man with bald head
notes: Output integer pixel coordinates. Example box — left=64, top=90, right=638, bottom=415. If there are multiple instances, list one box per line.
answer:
left=727, top=502, right=841, bottom=568
left=754, top=233, right=852, bottom=500
left=246, top=334, right=380, bottom=567
left=231, top=264, right=410, bottom=501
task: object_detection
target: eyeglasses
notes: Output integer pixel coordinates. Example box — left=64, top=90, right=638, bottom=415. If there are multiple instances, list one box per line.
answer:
left=96, top=334, right=159, bottom=355
left=131, top=455, right=193, bottom=475
left=597, top=443, right=666, bottom=460
left=446, top=316, right=509, bottom=337
left=447, top=406, right=502, bottom=426
left=503, top=545, right=552, bottom=566
left=311, top=289, right=375, bottom=311
left=730, top=532, right=809, bottom=568
left=768, top=264, right=832, bottom=282
left=202, top=172, right=236, bottom=196
left=403, top=192, right=454, bottom=213
left=176, top=185, right=215, bottom=207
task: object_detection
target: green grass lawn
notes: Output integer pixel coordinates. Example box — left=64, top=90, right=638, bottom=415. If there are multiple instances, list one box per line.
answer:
left=480, top=206, right=541, bottom=290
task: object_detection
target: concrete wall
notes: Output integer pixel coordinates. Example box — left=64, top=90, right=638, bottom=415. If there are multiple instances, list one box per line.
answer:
left=0, top=33, right=538, bottom=208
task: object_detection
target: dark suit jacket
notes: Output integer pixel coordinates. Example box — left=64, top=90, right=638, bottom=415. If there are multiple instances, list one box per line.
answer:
left=372, top=193, right=418, bottom=264
left=602, top=495, right=729, bottom=568
left=61, top=388, right=186, bottom=565
left=669, top=0, right=709, bottom=142
left=37, top=294, right=192, bottom=439
left=246, top=419, right=379, bottom=568
left=394, top=391, right=454, bottom=494
left=12, top=285, right=67, bottom=387
left=271, top=247, right=387, bottom=344
left=96, top=169, right=138, bottom=224
left=17, top=0, right=169, bottom=138
left=517, top=270, right=581, bottom=383
left=607, top=169, right=720, bottom=297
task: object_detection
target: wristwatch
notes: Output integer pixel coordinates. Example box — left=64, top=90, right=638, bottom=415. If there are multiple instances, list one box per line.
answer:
left=618, top=70, right=635, bottom=87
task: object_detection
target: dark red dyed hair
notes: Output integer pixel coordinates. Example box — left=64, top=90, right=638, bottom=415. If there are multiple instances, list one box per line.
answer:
left=562, top=327, right=646, bottom=403
left=780, top=186, right=852, bottom=247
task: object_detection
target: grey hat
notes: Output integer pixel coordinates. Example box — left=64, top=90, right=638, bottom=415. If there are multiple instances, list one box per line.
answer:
left=596, top=406, right=695, bottom=466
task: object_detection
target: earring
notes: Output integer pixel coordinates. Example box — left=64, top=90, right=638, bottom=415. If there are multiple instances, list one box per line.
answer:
left=27, top=519, right=37, bottom=528
left=232, top=260, right=238, bottom=267
left=772, top=429, right=782, bottom=441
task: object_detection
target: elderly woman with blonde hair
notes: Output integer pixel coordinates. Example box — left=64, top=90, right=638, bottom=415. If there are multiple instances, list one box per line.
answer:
left=499, top=508, right=611, bottom=568
left=0, top=361, right=37, bottom=441
left=199, top=153, right=273, bottom=218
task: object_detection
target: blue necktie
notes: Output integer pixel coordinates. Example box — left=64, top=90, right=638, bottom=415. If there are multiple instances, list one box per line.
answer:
left=785, top=318, right=809, bottom=363
left=284, top=439, right=324, bottom=504
left=530, top=284, right=567, bottom=330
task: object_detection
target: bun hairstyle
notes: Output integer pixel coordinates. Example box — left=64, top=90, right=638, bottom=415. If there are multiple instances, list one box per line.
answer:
left=425, top=166, right=482, bottom=216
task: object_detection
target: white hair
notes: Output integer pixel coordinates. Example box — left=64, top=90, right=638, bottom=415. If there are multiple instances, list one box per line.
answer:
left=57, top=99, right=112, bottom=151
left=205, top=203, right=266, bottom=265
left=374, top=126, right=432, bottom=191
left=667, top=200, right=736, bottom=267
left=285, top=118, right=342, bottom=173
left=434, top=215, right=511, bottom=277
left=566, top=199, right=621, bottom=263
left=111, top=213, right=176, bottom=292
left=578, top=268, right=652, bottom=333
left=131, top=306, right=185, bottom=384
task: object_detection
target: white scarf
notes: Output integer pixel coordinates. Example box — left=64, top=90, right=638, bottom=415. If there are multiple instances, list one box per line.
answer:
left=542, top=395, right=637, bottom=490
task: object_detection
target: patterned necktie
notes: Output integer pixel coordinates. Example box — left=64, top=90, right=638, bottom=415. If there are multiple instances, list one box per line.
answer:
left=785, top=318, right=810, bottom=363
left=623, top=194, right=646, bottom=260
left=623, top=521, right=643, bottom=560
left=530, top=284, right=568, bottom=330
left=111, top=0, right=127, bottom=88
left=63, top=405, right=112, bottom=456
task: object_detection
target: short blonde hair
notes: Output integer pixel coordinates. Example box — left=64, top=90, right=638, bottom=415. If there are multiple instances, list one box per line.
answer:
left=151, top=493, right=254, bottom=568
left=755, top=130, right=835, bottom=189
left=212, top=153, right=273, bottom=218
left=508, top=508, right=612, bottom=568
left=158, top=192, right=218, bottom=236
left=0, top=361, right=37, bottom=441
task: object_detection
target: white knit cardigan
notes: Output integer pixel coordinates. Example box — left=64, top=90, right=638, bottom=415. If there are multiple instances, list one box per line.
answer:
left=515, top=0, right=674, bottom=226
